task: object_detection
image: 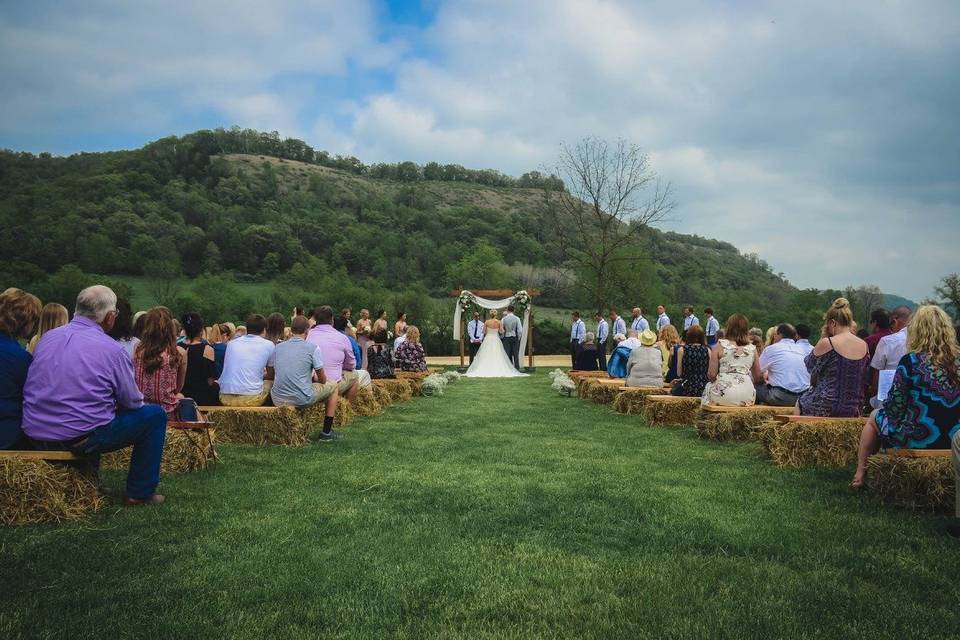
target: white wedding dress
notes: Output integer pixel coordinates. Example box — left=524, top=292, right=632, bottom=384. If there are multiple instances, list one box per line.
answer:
left=464, top=328, right=529, bottom=378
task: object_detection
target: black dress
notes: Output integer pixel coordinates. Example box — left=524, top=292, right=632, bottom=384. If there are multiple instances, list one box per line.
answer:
left=367, top=344, right=396, bottom=379
left=574, top=345, right=602, bottom=371
left=182, top=342, right=220, bottom=406
left=673, top=344, right=710, bottom=397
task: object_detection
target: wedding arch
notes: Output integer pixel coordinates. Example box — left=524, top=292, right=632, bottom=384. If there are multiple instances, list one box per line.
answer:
left=451, top=288, right=539, bottom=369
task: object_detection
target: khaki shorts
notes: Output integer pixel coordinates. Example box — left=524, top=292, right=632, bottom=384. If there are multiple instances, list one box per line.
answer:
left=220, top=381, right=273, bottom=407
left=338, top=370, right=359, bottom=394
left=311, top=381, right=337, bottom=403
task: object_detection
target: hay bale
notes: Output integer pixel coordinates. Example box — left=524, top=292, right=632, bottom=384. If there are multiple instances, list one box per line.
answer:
left=334, top=399, right=355, bottom=428
left=576, top=377, right=600, bottom=398
left=641, top=397, right=701, bottom=427
left=298, top=399, right=355, bottom=435
left=370, top=383, right=394, bottom=407
left=696, top=409, right=778, bottom=442
left=1, top=458, right=103, bottom=525
left=866, top=454, right=955, bottom=511
left=102, top=427, right=217, bottom=473
left=407, top=378, right=425, bottom=397
left=586, top=383, right=622, bottom=405
left=757, top=419, right=862, bottom=467
left=350, top=386, right=384, bottom=417
left=204, top=407, right=307, bottom=446
left=612, top=388, right=662, bottom=414
left=374, top=379, right=414, bottom=403
left=395, top=371, right=430, bottom=380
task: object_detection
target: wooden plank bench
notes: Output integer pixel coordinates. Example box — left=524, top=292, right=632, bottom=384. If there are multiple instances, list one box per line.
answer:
left=702, top=404, right=795, bottom=415
left=0, top=450, right=83, bottom=461
left=772, top=415, right=864, bottom=424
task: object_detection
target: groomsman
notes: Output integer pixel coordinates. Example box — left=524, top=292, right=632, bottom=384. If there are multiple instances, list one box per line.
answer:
left=466, top=311, right=483, bottom=364
left=682, top=306, right=699, bottom=339
left=656, top=305, right=671, bottom=331
left=704, top=307, right=720, bottom=346
left=501, top=305, right=523, bottom=370
left=594, top=311, right=609, bottom=370
left=630, top=307, right=649, bottom=333
left=569, top=311, right=586, bottom=368
left=609, top=309, right=627, bottom=338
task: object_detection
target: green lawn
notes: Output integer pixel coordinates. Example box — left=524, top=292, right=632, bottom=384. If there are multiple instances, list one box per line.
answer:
left=2, top=374, right=958, bottom=639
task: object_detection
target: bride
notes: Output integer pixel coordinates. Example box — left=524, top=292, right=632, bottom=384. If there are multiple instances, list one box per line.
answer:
left=464, top=310, right=528, bottom=378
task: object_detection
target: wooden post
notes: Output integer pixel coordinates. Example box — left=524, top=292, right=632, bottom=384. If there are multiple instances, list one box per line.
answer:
left=459, top=316, right=465, bottom=368
left=527, top=310, right=535, bottom=369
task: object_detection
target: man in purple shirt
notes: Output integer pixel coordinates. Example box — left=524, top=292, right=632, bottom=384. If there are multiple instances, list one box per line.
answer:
left=23, top=285, right=167, bottom=506
left=307, top=306, right=359, bottom=442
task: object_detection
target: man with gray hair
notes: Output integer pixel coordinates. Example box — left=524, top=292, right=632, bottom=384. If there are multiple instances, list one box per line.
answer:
left=23, top=285, right=168, bottom=506
left=869, top=305, right=912, bottom=409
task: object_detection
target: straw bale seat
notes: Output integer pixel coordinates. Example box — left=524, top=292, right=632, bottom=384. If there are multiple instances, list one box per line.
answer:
left=1, top=450, right=102, bottom=525
left=612, top=387, right=668, bottom=414
left=101, top=421, right=218, bottom=473
left=696, top=405, right=796, bottom=442
left=199, top=406, right=308, bottom=446
left=371, top=378, right=415, bottom=402
left=755, top=415, right=865, bottom=467
left=641, top=395, right=701, bottom=427
left=866, top=448, right=954, bottom=511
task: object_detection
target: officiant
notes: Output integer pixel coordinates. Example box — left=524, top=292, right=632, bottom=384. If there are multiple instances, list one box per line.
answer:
left=467, top=311, right=484, bottom=364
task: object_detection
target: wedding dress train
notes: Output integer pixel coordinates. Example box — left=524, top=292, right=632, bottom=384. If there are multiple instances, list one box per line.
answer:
left=464, top=329, right=528, bottom=378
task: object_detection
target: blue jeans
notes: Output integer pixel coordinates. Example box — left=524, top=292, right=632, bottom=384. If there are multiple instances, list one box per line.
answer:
left=75, top=405, right=167, bottom=499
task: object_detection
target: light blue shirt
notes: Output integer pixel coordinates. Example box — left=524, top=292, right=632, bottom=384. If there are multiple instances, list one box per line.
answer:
left=570, top=319, right=586, bottom=343
left=683, top=315, right=700, bottom=331
left=657, top=313, right=671, bottom=331
left=596, top=319, right=609, bottom=343
left=630, top=316, right=649, bottom=333
left=612, top=316, right=626, bottom=336
left=705, top=316, right=720, bottom=337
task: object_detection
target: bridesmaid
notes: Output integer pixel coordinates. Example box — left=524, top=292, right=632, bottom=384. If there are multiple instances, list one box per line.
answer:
left=356, top=309, right=373, bottom=370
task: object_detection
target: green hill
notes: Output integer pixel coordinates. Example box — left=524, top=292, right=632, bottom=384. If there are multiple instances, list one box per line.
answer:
left=0, top=128, right=874, bottom=352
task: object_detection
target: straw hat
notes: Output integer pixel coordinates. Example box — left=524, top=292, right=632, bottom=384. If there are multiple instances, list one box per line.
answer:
left=640, top=329, right=658, bottom=346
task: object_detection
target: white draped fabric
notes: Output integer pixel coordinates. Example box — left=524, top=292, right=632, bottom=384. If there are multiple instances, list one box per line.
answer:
left=453, top=292, right=531, bottom=360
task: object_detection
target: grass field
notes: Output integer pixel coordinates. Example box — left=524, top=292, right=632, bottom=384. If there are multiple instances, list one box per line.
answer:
left=2, top=373, right=958, bottom=639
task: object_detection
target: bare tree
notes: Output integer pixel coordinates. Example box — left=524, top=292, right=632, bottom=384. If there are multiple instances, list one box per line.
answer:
left=934, top=273, right=960, bottom=318
left=843, top=284, right=884, bottom=328
left=547, top=137, right=675, bottom=312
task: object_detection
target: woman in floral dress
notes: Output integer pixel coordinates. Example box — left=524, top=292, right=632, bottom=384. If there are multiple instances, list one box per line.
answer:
left=702, top=314, right=761, bottom=406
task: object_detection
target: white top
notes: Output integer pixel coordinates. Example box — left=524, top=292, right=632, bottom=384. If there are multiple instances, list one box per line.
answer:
left=612, top=316, right=626, bottom=336
left=596, top=319, right=609, bottom=343
left=795, top=338, right=814, bottom=355
left=683, top=315, right=700, bottom=331
left=467, top=319, right=485, bottom=343
left=705, top=316, right=720, bottom=337
left=630, top=316, right=649, bottom=333
left=871, top=328, right=908, bottom=371
left=758, top=339, right=811, bottom=393
left=619, top=337, right=642, bottom=351
left=219, top=335, right=276, bottom=395
left=570, top=319, right=586, bottom=342
left=657, top=313, right=671, bottom=330
left=119, top=337, right=140, bottom=360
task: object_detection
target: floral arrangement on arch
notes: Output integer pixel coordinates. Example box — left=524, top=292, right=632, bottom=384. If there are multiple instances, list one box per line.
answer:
left=511, top=289, right=531, bottom=317
left=458, top=290, right=479, bottom=317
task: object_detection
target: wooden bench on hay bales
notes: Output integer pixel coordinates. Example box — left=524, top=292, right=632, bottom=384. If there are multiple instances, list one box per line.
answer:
left=1, top=449, right=102, bottom=525
left=753, top=415, right=865, bottom=467
left=102, top=421, right=218, bottom=474
left=695, top=404, right=796, bottom=442
left=867, top=448, right=955, bottom=512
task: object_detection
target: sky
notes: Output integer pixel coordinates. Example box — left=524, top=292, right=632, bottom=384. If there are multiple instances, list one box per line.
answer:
left=1, top=1, right=957, bottom=301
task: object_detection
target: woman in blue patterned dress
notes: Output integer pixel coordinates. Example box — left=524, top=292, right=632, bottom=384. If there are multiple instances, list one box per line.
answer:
left=852, top=305, right=960, bottom=487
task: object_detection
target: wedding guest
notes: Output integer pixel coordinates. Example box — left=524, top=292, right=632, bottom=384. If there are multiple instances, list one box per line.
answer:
left=234, top=325, right=247, bottom=338
left=342, top=308, right=356, bottom=338
left=756, top=324, right=810, bottom=406
left=574, top=332, right=603, bottom=371
left=619, top=329, right=643, bottom=351
left=219, top=314, right=276, bottom=407
left=335, top=315, right=372, bottom=388
left=606, top=333, right=634, bottom=379
left=626, top=330, right=664, bottom=388
left=308, top=306, right=360, bottom=408
left=682, top=306, right=699, bottom=338
left=702, top=314, right=762, bottom=406
left=869, top=305, right=912, bottom=409
left=27, top=302, right=69, bottom=353
left=265, top=312, right=286, bottom=344
left=467, top=311, right=484, bottom=365
left=291, top=306, right=304, bottom=323
left=951, top=433, right=960, bottom=539
left=704, top=307, right=720, bottom=347
left=764, top=326, right=778, bottom=348
left=594, top=312, right=609, bottom=370
left=367, top=328, right=396, bottom=379
left=657, top=324, right=682, bottom=381
left=107, top=297, right=139, bottom=359
left=569, top=311, right=586, bottom=368
left=271, top=316, right=340, bottom=427
left=132, top=310, right=147, bottom=338
left=656, top=305, right=671, bottom=331
left=797, top=298, right=870, bottom=417
left=672, top=325, right=710, bottom=397
left=133, top=308, right=187, bottom=419
left=23, top=285, right=167, bottom=505
left=795, top=324, right=813, bottom=355
left=182, top=312, right=220, bottom=406
left=212, top=323, right=230, bottom=377
left=355, top=309, right=373, bottom=369
left=852, top=305, right=960, bottom=487
left=393, top=312, right=408, bottom=354
left=629, top=307, right=649, bottom=333
left=395, top=326, right=428, bottom=372
left=0, top=288, right=41, bottom=449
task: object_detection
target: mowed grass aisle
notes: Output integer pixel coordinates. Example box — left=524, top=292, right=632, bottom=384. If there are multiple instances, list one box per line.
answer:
left=2, top=374, right=958, bottom=639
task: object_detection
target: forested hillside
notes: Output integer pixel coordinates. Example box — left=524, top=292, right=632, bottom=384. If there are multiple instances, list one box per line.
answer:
left=0, top=128, right=867, bottom=352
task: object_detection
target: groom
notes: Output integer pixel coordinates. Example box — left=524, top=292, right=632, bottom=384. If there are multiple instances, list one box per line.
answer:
left=500, top=305, right=523, bottom=370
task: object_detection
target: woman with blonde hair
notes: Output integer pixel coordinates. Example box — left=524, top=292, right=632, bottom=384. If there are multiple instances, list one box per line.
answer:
left=656, top=324, right=682, bottom=380
left=0, top=288, right=42, bottom=449
left=27, top=302, right=69, bottom=353
left=133, top=307, right=187, bottom=419
left=702, top=313, right=762, bottom=406
left=395, top=325, right=427, bottom=372
left=852, top=305, right=960, bottom=486
left=797, top=298, right=869, bottom=417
